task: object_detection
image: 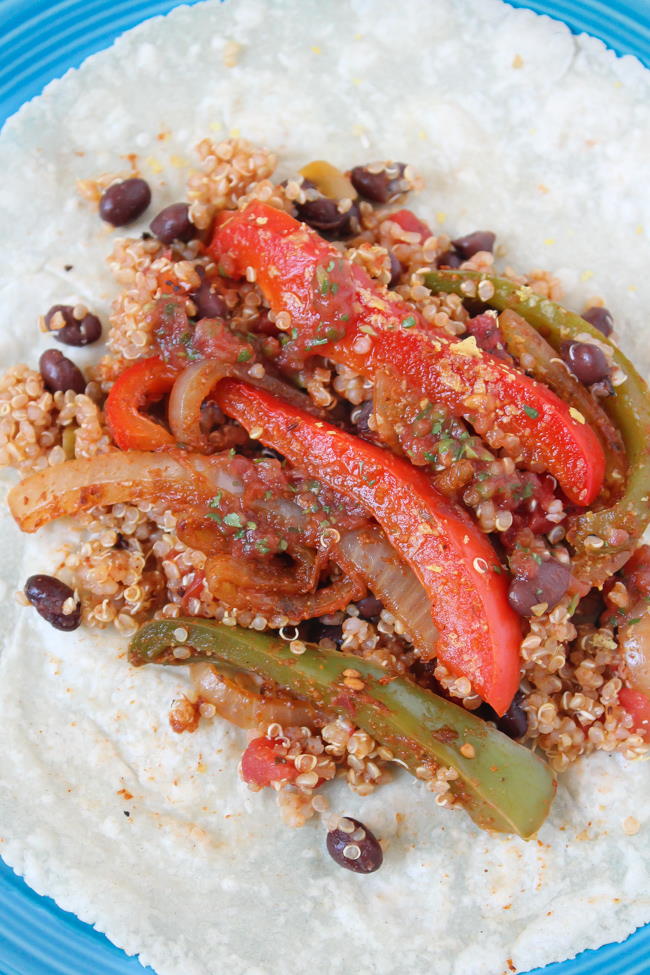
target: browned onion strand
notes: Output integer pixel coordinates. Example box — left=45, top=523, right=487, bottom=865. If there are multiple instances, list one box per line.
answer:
left=204, top=557, right=365, bottom=624
left=168, top=359, right=234, bottom=451
left=371, top=369, right=405, bottom=455
left=202, top=551, right=321, bottom=596
left=337, top=525, right=437, bottom=655
left=8, top=449, right=241, bottom=533
left=193, top=661, right=328, bottom=729
left=176, top=510, right=236, bottom=555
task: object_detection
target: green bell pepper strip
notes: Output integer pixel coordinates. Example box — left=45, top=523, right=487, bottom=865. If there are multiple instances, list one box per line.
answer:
left=424, top=270, right=650, bottom=587
left=129, top=618, right=556, bottom=839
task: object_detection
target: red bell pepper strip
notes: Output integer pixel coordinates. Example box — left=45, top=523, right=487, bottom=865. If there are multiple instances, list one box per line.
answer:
left=618, top=687, right=650, bottom=741
left=210, top=202, right=605, bottom=506
left=215, top=377, right=522, bottom=715
left=105, top=356, right=178, bottom=451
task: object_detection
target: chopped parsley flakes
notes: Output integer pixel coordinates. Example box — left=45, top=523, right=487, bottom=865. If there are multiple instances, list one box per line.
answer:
left=223, top=512, right=243, bottom=528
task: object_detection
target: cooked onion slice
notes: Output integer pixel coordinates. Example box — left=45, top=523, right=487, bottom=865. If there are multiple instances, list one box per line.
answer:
left=205, top=550, right=324, bottom=596
left=168, top=360, right=233, bottom=452
left=337, top=525, right=437, bottom=655
left=193, top=662, right=327, bottom=729
left=8, top=450, right=241, bottom=532
left=205, top=555, right=365, bottom=624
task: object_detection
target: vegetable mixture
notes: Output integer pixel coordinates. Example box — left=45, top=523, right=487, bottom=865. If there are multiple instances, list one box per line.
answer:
left=3, top=139, right=649, bottom=869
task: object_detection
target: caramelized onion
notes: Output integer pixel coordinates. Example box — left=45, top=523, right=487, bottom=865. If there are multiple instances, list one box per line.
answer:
left=205, top=550, right=323, bottom=595
left=193, top=662, right=327, bottom=729
left=205, top=555, right=365, bottom=624
left=371, top=369, right=404, bottom=454
left=8, top=450, right=240, bottom=533
left=337, top=525, right=437, bottom=655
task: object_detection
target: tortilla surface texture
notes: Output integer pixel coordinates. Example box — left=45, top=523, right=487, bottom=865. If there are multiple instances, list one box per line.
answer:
left=0, top=1, right=649, bottom=973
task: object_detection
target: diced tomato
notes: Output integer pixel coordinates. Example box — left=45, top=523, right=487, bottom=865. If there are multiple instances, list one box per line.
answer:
left=240, top=736, right=299, bottom=787
left=618, top=687, right=650, bottom=741
left=387, top=208, right=433, bottom=243
left=180, top=570, right=206, bottom=613
left=153, top=295, right=193, bottom=368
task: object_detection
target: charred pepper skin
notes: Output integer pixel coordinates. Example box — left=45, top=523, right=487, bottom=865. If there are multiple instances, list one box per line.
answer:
left=209, top=202, right=605, bottom=507
left=425, top=270, right=650, bottom=587
left=129, top=618, right=557, bottom=838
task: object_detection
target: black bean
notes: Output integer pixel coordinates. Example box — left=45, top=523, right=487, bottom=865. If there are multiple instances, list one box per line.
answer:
left=356, top=595, right=383, bottom=620
left=44, top=304, right=102, bottom=347
left=451, top=231, right=496, bottom=260
left=436, top=248, right=463, bottom=269
left=295, top=197, right=360, bottom=239
left=336, top=201, right=361, bottom=239
left=280, top=177, right=317, bottom=193
left=410, top=658, right=448, bottom=696
left=561, top=341, right=610, bottom=385
left=295, top=197, right=339, bottom=229
left=39, top=349, right=86, bottom=394
left=351, top=399, right=373, bottom=438
left=149, top=203, right=196, bottom=244
left=508, top=558, right=571, bottom=617
left=317, top=623, right=344, bottom=647
left=572, top=588, right=605, bottom=626
left=24, top=574, right=81, bottom=631
left=476, top=690, right=528, bottom=739
left=99, top=177, right=151, bottom=227
left=388, top=251, right=403, bottom=287
left=190, top=270, right=228, bottom=320
left=350, top=163, right=406, bottom=204
left=326, top=817, right=383, bottom=873
left=582, top=306, right=613, bottom=337
left=300, top=619, right=343, bottom=647
left=495, top=691, right=528, bottom=739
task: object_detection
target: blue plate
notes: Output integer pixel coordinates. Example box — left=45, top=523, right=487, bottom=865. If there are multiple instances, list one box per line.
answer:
left=1, top=1, right=649, bottom=973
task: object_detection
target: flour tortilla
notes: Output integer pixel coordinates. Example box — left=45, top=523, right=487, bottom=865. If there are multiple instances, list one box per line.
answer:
left=0, top=1, right=649, bottom=973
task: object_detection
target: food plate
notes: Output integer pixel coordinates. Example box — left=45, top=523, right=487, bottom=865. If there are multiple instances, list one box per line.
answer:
left=0, top=1, right=648, bottom=973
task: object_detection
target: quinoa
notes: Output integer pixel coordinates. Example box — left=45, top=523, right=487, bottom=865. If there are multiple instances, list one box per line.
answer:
left=186, top=136, right=278, bottom=230
left=0, top=365, right=111, bottom=473
left=96, top=236, right=203, bottom=373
